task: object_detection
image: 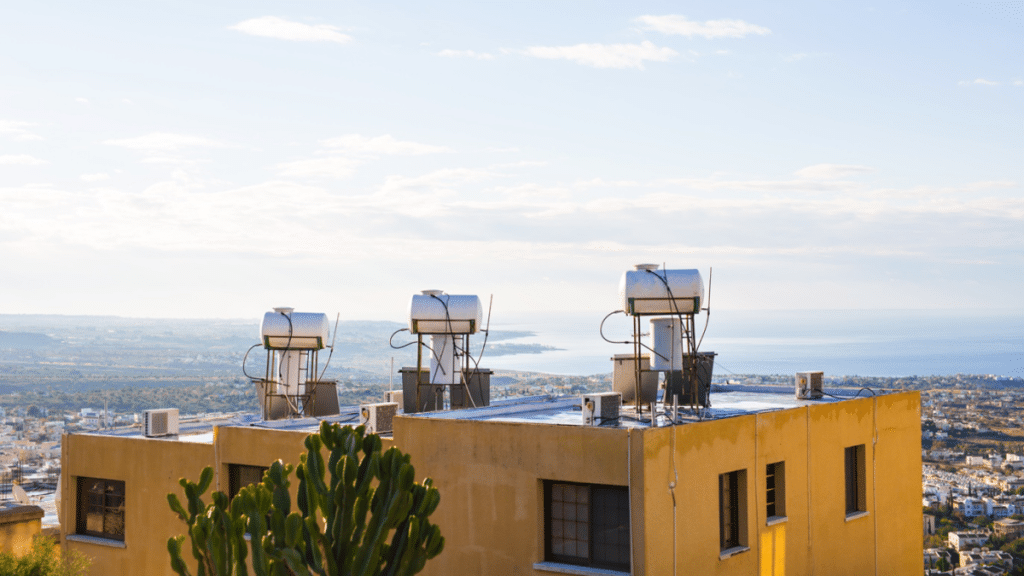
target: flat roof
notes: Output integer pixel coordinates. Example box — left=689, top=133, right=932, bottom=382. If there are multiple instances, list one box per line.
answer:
left=407, top=384, right=884, bottom=427
left=82, top=384, right=887, bottom=440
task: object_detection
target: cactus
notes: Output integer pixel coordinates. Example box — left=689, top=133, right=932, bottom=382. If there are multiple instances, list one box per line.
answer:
left=168, top=423, right=443, bottom=576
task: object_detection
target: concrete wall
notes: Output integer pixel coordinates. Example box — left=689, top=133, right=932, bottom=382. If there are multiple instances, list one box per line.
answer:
left=639, top=391, right=920, bottom=576
left=62, top=425, right=394, bottom=576
left=0, top=504, right=44, bottom=556
left=60, top=391, right=921, bottom=576
left=62, top=434, right=214, bottom=576
left=394, top=416, right=635, bottom=576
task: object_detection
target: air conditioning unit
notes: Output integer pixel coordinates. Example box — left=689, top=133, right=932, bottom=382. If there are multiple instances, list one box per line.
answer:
left=384, top=390, right=404, bottom=409
left=360, top=402, right=398, bottom=435
left=144, top=408, right=179, bottom=437
left=795, top=371, right=824, bottom=400
left=582, top=392, right=621, bottom=426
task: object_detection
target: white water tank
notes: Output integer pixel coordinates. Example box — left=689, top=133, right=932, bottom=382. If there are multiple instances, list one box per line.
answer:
left=650, top=317, right=688, bottom=371
left=261, top=308, right=330, bottom=350
left=409, top=291, right=483, bottom=334
left=619, top=265, right=704, bottom=315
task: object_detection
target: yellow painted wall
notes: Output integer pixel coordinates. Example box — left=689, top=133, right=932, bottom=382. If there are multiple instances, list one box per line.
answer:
left=640, top=391, right=920, bottom=576
left=60, top=391, right=920, bottom=576
left=754, top=407, right=811, bottom=576
left=62, top=434, right=214, bottom=576
left=873, top=392, right=923, bottom=574
left=807, top=397, right=876, bottom=576
left=62, top=425, right=394, bottom=576
left=0, top=508, right=43, bottom=556
left=394, top=416, right=634, bottom=576
left=642, top=414, right=760, bottom=575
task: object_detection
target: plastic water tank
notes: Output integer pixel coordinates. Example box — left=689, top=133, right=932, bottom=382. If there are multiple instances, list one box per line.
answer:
left=619, top=265, right=704, bottom=315
left=260, top=309, right=329, bottom=350
left=409, top=291, right=483, bottom=334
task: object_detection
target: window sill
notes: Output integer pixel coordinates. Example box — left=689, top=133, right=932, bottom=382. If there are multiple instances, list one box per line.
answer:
left=533, top=561, right=630, bottom=576
left=766, top=515, right=788, bottom=527
left=845, top=510, right=870, bottom=522
left=66, top=534, right=126, bottom=549
left=719, top=546, right=750, bottom=560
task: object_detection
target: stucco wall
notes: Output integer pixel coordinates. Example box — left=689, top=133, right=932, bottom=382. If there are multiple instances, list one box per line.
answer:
left=0, top=504, right=44, bottom=556
left=395, top=415, right=635, bottom=576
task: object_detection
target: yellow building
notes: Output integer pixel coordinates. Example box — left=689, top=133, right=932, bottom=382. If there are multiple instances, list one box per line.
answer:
left=60, top=384, right=921, bottom=576
left=0, top=502, right=44, bottom=556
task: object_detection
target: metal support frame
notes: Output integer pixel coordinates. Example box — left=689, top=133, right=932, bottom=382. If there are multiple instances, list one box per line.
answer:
left=629, top=311, right=700, bottom=413
left=414, top=332, right=476, bottom=412
left=256, top=347, right=322, bottom=419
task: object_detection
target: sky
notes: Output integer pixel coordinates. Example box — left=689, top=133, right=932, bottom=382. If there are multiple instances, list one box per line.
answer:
left=1, top=1, right=1021, bottom=322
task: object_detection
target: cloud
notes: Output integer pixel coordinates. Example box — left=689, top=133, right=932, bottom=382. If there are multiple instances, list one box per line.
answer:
left=80, top=173, right=110, bottom=182
left=0, top=154, right=47, bottom=166
left=75, top=97, right=90, bottom=104
left=228, top=16, right=351, bottom=44
left=959, top=78, right=1001, bottom=86
left=104, top=132, right=229, bottom=152
left=438, top=49, right=494, bottom=60
left=636, top=15, right=771, bottom=39
left=794, top=164, right=873, bottom=180
left=276, top=156, right=362, bottom=179
left=0, top=120, right=43, bottom=141
left=319, top=134, right=451, bottom=156
left=522, top=41, right=677, bottom=69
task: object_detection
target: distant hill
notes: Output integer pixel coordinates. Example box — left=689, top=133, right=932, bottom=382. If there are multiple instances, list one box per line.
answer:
left=0, top=331, right=60, bottom=349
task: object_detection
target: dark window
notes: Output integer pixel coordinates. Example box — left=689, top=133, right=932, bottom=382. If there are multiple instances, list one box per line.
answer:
left=228, top=464, right=268, bottom=499
left=719, top=469, right=747, bottom=551
left=545, top=481, right=630, bottom=571
left=76, top=477, right=125, bottom=541
left=766, top=461, right=786, bottom=519
left=845, top=444, right=866, bottom=515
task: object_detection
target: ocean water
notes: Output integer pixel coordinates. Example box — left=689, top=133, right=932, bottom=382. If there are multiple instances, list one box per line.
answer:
left=482, top=310, right=1024, bottom=378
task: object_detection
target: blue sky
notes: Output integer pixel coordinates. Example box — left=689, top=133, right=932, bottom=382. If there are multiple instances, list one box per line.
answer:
left=1, top=1, right=1021, bottom=320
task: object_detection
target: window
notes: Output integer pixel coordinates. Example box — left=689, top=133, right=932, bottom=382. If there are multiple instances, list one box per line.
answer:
left=76, top=477, right=125, bottom=541
left=719, top=469, right=747, bottom=552
left=544, top=481, right=630, bottom=571
left=845, top=444, right=866, bottom=515
left=766, top=461, right=786, bottom=519
left=228, top=464, right=268, bottom=499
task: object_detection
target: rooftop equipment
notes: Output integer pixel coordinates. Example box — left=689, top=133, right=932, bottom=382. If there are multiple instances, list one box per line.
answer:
left=361, top=402, right=398, bottom=435
left=144, top=408, right=179, bottom=437
left=246, top=307, right=339, bottom=420
left=796, top=371, right=824, bottom=400
left=582, top=392, right=621, bottom=426
left=603, top=264, right=714, bottom=414
left=394, top=290, right=492, bottom=413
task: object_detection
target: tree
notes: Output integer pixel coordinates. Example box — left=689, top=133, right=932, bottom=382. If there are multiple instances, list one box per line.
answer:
left=935, top=557, right=951, bottom=571
left=168, top=421, right=444, bottom=576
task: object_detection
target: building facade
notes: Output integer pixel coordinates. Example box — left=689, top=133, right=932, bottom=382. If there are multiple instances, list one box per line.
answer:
left=60, top=388, right=922, bottom=576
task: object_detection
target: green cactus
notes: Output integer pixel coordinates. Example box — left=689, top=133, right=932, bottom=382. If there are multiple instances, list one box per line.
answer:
left=168, top=423, right=443, bottom=576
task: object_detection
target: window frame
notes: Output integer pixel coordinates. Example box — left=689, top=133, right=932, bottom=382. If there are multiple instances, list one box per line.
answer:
left=719, top=469, right=748, bottom=553
left=76, top=477, right=125, bottom=542
left=543, top=480, right=631, bottom=572
left=845, top=444, right=867, bottom=516
left=228, top=464, right=268, bottom=500
left=766, top=461, right=786, bottom=521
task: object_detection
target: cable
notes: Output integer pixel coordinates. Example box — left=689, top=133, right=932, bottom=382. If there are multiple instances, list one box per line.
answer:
left=316, top=313, right=341, bottom=381
left=600, top=310, right=631, bottom=344
left=696, top=267, right=712, bottom=351
left=389, top=328, right=417, bottom=349
left=241, top=343, right=262, bottom=380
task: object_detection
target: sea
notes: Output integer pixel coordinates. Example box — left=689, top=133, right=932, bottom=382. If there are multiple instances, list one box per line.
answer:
left=482, top=309, right=1024, bottom=379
